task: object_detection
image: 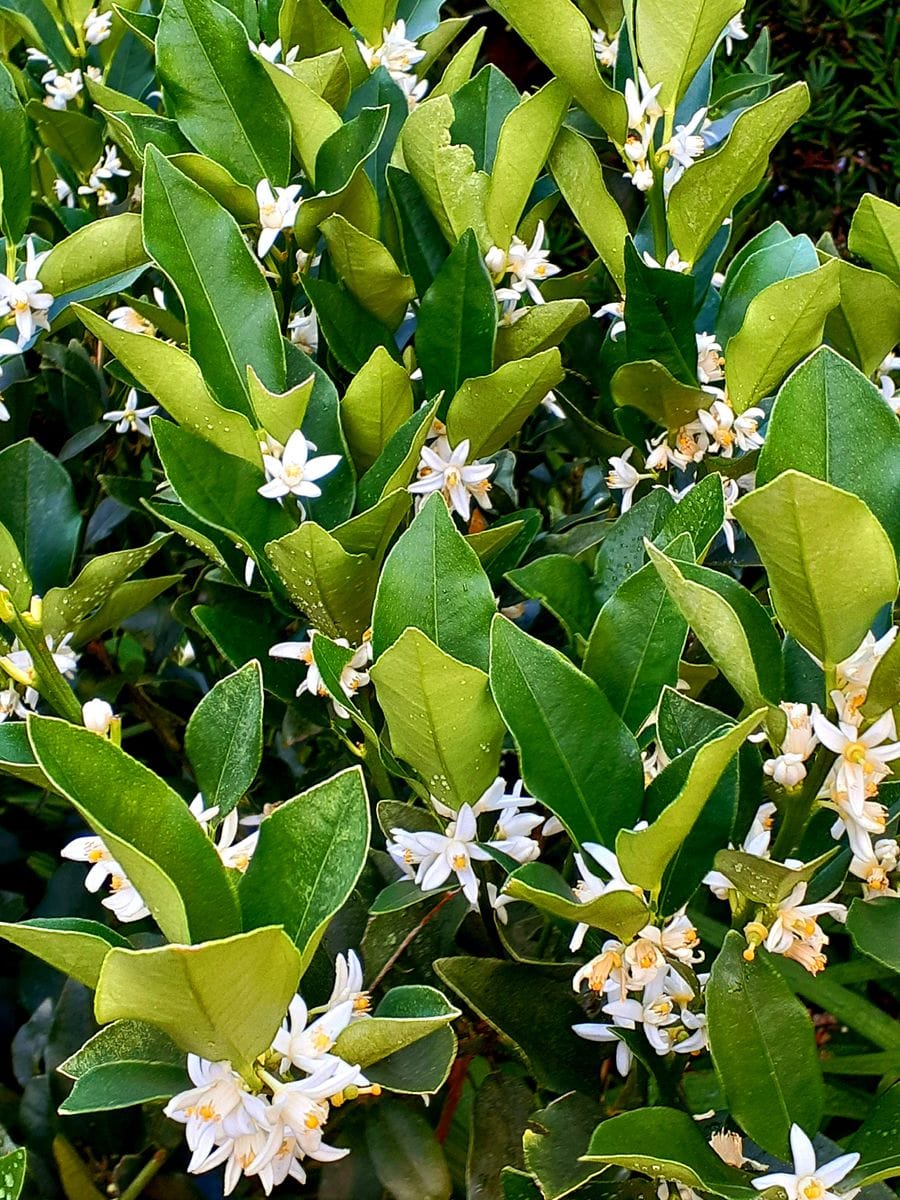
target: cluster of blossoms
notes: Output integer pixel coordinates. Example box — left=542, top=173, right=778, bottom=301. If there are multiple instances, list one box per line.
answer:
left=387, top=777, right=552, bottom=910
left=408, top=423, right=496, bottom=522
left=0, top=238, right=54, bottom=403
left=0, top=629, right=78, bottom=713
left=484, top=220, right=562, bottom=321
left=568, top=844, right=707, bottom=1071
left=62, top=794, right=259, bottom=923
left=77, top=143, right=130, bottom=207
left=269, top=627, right=372, bottom=719
left=357, top=20, right=427, bottom=108
left=165, top=952, right=380, bottom=1195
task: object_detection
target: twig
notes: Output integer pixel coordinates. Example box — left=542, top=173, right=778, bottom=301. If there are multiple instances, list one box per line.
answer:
left=370, top=891, right=456, bottom=991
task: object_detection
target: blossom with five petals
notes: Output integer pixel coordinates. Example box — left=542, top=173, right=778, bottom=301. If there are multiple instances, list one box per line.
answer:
left=751, top=1124, right=859, bottom=1200
left=257, top=429, right=341, bottom=505
left=256, top=179, right=303, bottom=257
left=104, top=387, right=158, bottom=436
left=408, top=436, right=495, bottom=521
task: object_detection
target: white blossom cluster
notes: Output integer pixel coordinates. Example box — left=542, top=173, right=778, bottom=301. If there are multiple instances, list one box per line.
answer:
left=357, top=20, right=428, bottom=108
left=269, top=627, right=372, bottom=719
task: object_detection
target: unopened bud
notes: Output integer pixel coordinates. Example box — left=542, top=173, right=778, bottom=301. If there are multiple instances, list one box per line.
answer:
left=82, top=698, right=115, bottom=735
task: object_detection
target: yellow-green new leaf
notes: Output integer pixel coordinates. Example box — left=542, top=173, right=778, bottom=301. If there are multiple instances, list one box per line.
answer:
left=669, top=84, right=809, bottom=266
left=371, top=628, right=505, bottom=808
left=733, top=472, right=899, bottom=666
left=248, top=366, right=314, bottom=446
left=39, top=213, right=148, bottom=299
left=341, top=347, right=414, bottom=472
left=549, top=127, right=628, bottom=289
left=446, top=348, right=564, bottom=457
left=321, top=215, right=415, bottom=329
left=848, top=194, right=900, bottom=286
left=261, top=60, right=341, bottom=181
left=334, top=986, right=460, bottom=1068
left=635, top=0, right=742, bottom=110
left=94, top=928, right=302, bottom=1072
left=0, top=918, right=129, bottom=990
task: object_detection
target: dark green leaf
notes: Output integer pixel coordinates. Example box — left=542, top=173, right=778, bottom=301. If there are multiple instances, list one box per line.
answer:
left=184, top=661, right=263, bottom=816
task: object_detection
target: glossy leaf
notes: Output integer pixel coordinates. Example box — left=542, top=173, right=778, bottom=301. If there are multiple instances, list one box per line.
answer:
left=503, top=861, right=648, bottom=940
left=846, top=898, right=900, bottom=974
left=0, top=439, right=81, bottom=594
left=341, top=346, right=414, bottom=472
left=847, top=194, right=900, bottom=286
left=333, top=985, right=460, bottom=1067
left=0, top=918, right=129, bottom=990
left=445, top=349, right=564, bottom=458
left=184, top=661, right=263, bottom=816
left=0, top=62, right=31, bottom=243
left=636, top=0, right=741, bottom=109
left=320, top=215, right=415, bottom=330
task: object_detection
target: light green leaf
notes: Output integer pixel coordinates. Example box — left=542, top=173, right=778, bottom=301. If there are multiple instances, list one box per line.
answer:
left=167, top=152, right=259, bottom=223
left=341, top=347, right=414, bottom=473
left=706, top=932, right=824, bottom=1157
left=487, top=0, right=626, bottom=142
left=142, top=148, right=286, bottom=418
left=28, top=715, right=241, bottom=944
left=724, top=261, right=841, bottom=412
left=548, top=126, right=628, bottom=289
left=0, top=521, right=31, bottom=609
left=486, top=78, right=570, bottom=247
left=489, top=615, right=643, bottom=846
left=240, top=767, right=371, bottom=971
left=266, top=522, right=378, bottom=641
left=330, top=489, right=411, bottom=562
left=862, top=633, right=900, bottom=719
left=611, top=359, right=706, bottom=429
left=616, top=710, right=764, bottom=890
left=494, top=298, right=590, bottom=364
left=712, top=849, right=836, bottom=906
left=733, top=471, right=898, bottom=665
left=372, top=492, right=497, bottom=669
left=445, top=349, right=564, bottom=458
left=38, top=213, right=148, bottom=302
left=503, top=861, right=649, bottom=940
left=247, top=366, right=314, bottom=447
left=0, top=918, right=129, bottom=990
left=320, top=214, right=415, bottom=329
left=94, top=928, right=302, bottom=1072
left=635, top=0, right=742, bottom=109
left=339, top=0, right=393, bottom=42
left=157, top=0, right=291, bottom=185
left=431, top=27, right=486, bottom=99
left=280, top=0, right=367, bottom=84
left=847, top=194, right=900, bottom=286
left=371, top=628, right=505, bottom=808
left=669, top=84, right=810, bottom=265
left=333, top=985, right=460, bottom=1067
left=185, top=661, right=263, bottom=816
left=824, top=258, right=900, bottom=378
left=261, top=59, right=341, bottom=181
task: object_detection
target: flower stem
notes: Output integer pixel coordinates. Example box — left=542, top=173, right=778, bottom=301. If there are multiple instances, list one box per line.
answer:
left=1, top=603, right=82, bottom=723
left=648, top=167, right=668, bottom=263
left=771, top=745, right=833, bottom=861
left=119, top=1149, right=169, bottom=1200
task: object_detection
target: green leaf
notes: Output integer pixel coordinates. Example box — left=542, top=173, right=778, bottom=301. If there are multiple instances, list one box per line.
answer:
left=635, top=0, right=741, bottom=109
left=0, top=440, right=80, bottom=594
left=494, top=298, right=590, bottom=364
left=724, top=261, right=841, bottom=412
left=330, top=488, right=411, bottom=562
left=42, top=534, right=172, bottom=642
left=142, top=148, right=286, bottom=418
left=26, top=100, right=102, bottom=176
left=862, top=633, right=900, bottom=719
left=0, top=63, right=30, bottom=244
left=371, top=628, right=505, bottom=808
left=240, top=767, right=371, bottom=970
left=0, top=520, right=31, bottom=608
left=611, top=360, right=705, bottom=431
left=372, top=492, right=497, bottom=670
left=0, top=723, right=53, bottom=789
left=0, top=918, right=129, bottom=990
left=847, top=1082, right=900, bottom=1187
left=503, top=861, right=649, bottom=940
left=52, top=1137, right=105, bottom=1200
left=645, top=542, right=784, bottom=718
left=366, top=1025, right=457, bottom=1095
left=333, top=985, right=460, bottom=1067
left=548, top=128, right=627, bottom=291
left=712, top=849, right=835, bottom=906
left=658, top=472, right=725, bottom=558
left=168, top=151, right=260, bottom=223
left=757, top=347, right=900, bottom=553
left=435, top=957, right=606, bottom=1094
left=488, top=0, right=626, bottom=141
left=623, top=241, right=702, bottom=386
left=486, top=77, right=569, bottom=246
left=59, top=1019, right=184, bottom=1078
left=593, top=489, right=674, bottom=606
left=467, top=1072, right=533, bottom=1200
left=616, top=710, right=763, bottom=890
left=522, top=1093, right=605, bottom=1200
left=94, top=928, right=301, bottom=1071
left=266, top=522, right=378, bottom=641
left=846, top=898, right=900, bottom=974
left=247, top=366, right=314, bottom=447
left=669, top=84, right=810, bottom=265
left=489, top=615, right=643, bottom=846
left=824, top=258, right=900, bottom=378
left=416, top=228, right=497, bottom=406
left=707, top=932, right=824, bottom=1157
left=59, top=1062, right=191, bottom=1114
left=583, top=545, right=691, bottom=733
left=358, top=396, right=440, bottom=509
left=716, top=231, right=819, bottom=348
left=315, top=105, right=389, bottom=194
left=28, top=716, right=241, bottom=944
left=337, top=0, right=393, bottom=43
left=156, top=0, right=291, bottom=185
left=450, top=65, right=520, bottom=174
left=445, top=349, right=564, bottom=457
left=184, top=661, right=263, bottom=816
left=341, top=347, right=414, bottom=473
left=366, top=1100, right=452, bottom=1200
left=733, top=472, right=898, bottom=665
left=584, top=1107, right=754, bottom=1199
left=303, top=275, right=399, bottom=374
left=506, top=554, right=597, bottom=643
left=0, top=1149, right=25, bottom=1200
left=280, top=0, right=367, bottom=83
left=320, top=215, right=415, bottom=330
left=848, top=194, right=900, bottom=286
left=38, top=214, right=148, bottom=303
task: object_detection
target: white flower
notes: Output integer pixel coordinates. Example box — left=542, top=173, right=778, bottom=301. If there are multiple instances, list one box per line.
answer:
left=592, top=27, right=618, bottom=67
left=813, top=707, right=900, bottom=816
left=628, top=163, right=655, bottom=191
left=569, top=843, right=645, bottom=951
left=165, top=1057, right=269, bottom=1176
left=697, top=397, right=765, bottom=456
left=606, top=447, right=652, bottom=513
left=752, top=1124, right=859, bottom=1200
left=723, top=14, right=749, bottom=55
left=78, top=144, right=130, bottom=201
left=259, top=1061, right=359, bottom=1166
left=53, top=178, right=75, bottom=207
left=572, top=940, right=627, bottom=995
left=486, top=881, right=515, bottom=924
left=25, top=47, right=51, bottom=64
left=82, top=698, right=114, bottom=734
left=103, top=387, right=158, bottom=436
left=288, top=308, right=318, bottom=355
left=541, top=390, right=566, bottom=420
left=257, top=429, right=341, bottom=504
left=61, top=832, right=150, bottom=922
left=831, top=627, right=898, bottom=721
left=269, top=629, right=370, bottom=717
left=108, top=304, right=156, bottom=336
left=880, top=375, right=899, bottom=416
left=572, top=1007, right=635, bottom=1076
left=642, top=248, right=691, bottom=273
left=408, top=435, right=495, bottom=522
left=271, top=994, right=362, bottom=1078
left=696, top=332, right=724, bottom=384
left=641, top=910, right=703, bottom=965
left=763, top=881, right=847, bottom=972
left=663, top=108, right=708, bottom=192
left=624, top=69, right=663, bottom=130
left=0, top=688, right=27, bottom=721
left=485, top=221, right=561, bottom=307
left=42, top=67, right=83, bottom=109
left=763, top=701, right=820, bottom=789
left=83, top=8, right=112, bottom=44
left=249, top=37, right=299, bottom=73
left=190, top=800, right=259, bottom=873
left=3, top=632, right=78, bottom=708
left=0, top=239, right=54, bottom=345
left=256, top=179, right=303, bottom=257
left=326, top=950, right=370, bottom=1017
left=357, top=20, right=424, bottom=78
left=396, top=71, right=429, bottom=108
left=389, top=802, right=513, bottom=903
left=849, top=837, right=899, bottom=900
left=595, top=298, right=626, bottom=340
left=103, top=873, right=151, bottom=921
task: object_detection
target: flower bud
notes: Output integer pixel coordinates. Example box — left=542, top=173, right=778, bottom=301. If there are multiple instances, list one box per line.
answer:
left=82, top=698, right=114, bottom=735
